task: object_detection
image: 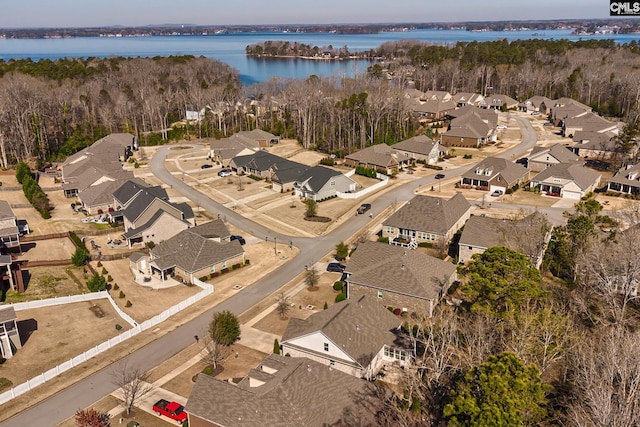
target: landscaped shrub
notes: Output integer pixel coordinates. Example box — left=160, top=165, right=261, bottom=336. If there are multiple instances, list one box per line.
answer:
left=393, top=308, right=402, bottom=316
left=463, top=154, right=473, bottom=159
left=96, top=261, right=103, bottom=267
left=320, top=157, right=335, bottom=166
left=233, top=263, right=242, bottom=269
left=113, top=283, right=119, bottom=290
left=323, top=302, right=328, bottom=310
left=125, top=300, right=132, bottom=307
left=203, top=366, right=213, bottom=375
left=69, top=231, right=85, bottom=249
left=19, top=169, right=51, bottom=219
left=199, top=276, right=208, bottom=282
left=221, top=267, right=229, bottom=274
left=101, top=267, right=108, bottom=275
left=245, top=259, right=250, bottom=265
left=377, top=236, right=389, bottom=243
left=418, top=242, right=433, bottom=248
left=107, top=275, right=113, bottom=282
left=86, top=273, right=106, bottom=292
left=119, top=290, right=125, bottom=299
left=71, top=247, right=89, bottom=266
left=387, top=306, right=394, bottom=312
left=333, top=281, right=344, bottom=291
left=355, top=165, right=377, bottom=178
left=335, top=293, right=346, bottom=303
left=115, top=324, right=122, bottom=331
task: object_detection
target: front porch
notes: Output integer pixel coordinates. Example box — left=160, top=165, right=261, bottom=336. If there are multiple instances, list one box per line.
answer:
left=608, top=181, right=640, bottom=196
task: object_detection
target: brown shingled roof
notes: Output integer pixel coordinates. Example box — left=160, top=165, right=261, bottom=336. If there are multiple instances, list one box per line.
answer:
left=383, top=193, right=471, bottom=235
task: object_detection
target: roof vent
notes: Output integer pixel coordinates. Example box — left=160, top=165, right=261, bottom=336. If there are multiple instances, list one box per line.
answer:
left=356, top=324, right=360, bottom=331
left=307, top=365, right=312, bottom=372
left=401, top=263, right=405, bottom=270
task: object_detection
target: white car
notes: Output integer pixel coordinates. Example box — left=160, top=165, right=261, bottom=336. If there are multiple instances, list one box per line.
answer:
left=218, top=169, right=232, bottom=177
left=497, top=125, right=507, bottom=130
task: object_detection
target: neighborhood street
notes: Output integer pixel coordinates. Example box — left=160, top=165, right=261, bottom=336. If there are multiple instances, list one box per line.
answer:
left=2, top=115, right=558, bottom=426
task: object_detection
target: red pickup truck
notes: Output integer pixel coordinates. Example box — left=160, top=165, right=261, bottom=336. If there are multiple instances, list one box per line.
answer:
left=153, top=399, right=188, bottom=424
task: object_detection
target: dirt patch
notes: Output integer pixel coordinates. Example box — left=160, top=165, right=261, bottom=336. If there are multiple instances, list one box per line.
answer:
left=89, top=304, right=106, bottom=318
left=3, top=266, right=87, bottom=303
left=3, top=301, right=129, bottom=391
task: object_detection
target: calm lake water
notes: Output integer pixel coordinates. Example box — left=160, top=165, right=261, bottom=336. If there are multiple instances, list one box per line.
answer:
left=1, top=29, right=639, bottom=85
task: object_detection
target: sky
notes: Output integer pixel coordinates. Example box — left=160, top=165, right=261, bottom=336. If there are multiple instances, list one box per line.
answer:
left=0, top=0, right=609, bottom=28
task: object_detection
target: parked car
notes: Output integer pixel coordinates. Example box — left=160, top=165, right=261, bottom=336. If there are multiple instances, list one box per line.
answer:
left=218, top=169, right=232, bottom=177
left=491, top=189, right=504, bottom=197
left=153, top=399, right=188, bottom=424
left=200, top=164, right=213, bottom=169
left=230, top=235, right=246, bottom=245
left=327, top=262, right=346, bottom=273
left=543, top=122, right=554, bottom=126
left=435, top=173, right=445, bottom=180
left=515, top=157, right=528, bottom=166
left=497, top=125, right=507, bottom=129
left=356, top=203, right=372, bottom=215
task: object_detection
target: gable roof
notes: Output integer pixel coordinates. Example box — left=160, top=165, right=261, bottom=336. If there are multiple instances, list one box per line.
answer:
left=564, top=112, right=617, bottom=133
left=346, top=242, right=457, bottom=300
left=392, top=134, right=438, bottom=156
left=185, top=354, right=378, bottom=427
left=78, top=178, right=134, bottom=208
left=451, top=92, right=484, bottom=106
left=281, top=295, right=401, bottom=368
left=150, top=225, right=243, bottom=272
left=0, top=200, right=15, bottom=221
left=294, top=165, right=345, bottom=193
left=529, top=143, right=581, bottom=164
left=461, top=157, right=529, bottom=185
left=459, top=215, right=507, bottom=249
left=345, top=143, right=400, bottom=168
left=448, top=105, right=498, bottom=127
left=444, top=111, right=492, bottom=139
left=383, top=193, right=470, bottom=235
left=531, top=163, right=601, bottom=190
left=113, top=180, right=167, bottom=206
left=572, top=131, right=618, bottom=152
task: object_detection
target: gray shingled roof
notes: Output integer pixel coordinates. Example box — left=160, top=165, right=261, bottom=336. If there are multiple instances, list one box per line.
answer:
left=294, top=165, right=343, bottom=193
left=78, top=177, right=135, bottom=208
left=445, top=111, right=491, bottom=139
left=458, top=216, right=507, bottom=249
left=531, top=163, right=601, bottom=190
left=383, top=193, right=470, bottom=235
left=572, top=131, right=617, bottom=152
left=113, top=180, right=166, bottom=206
left=184, top=354, right=377, bottom=427
left=346, top=242, right=457, bottom=300
left=345, top=143, right=400, bottom=168
left=0, top=200, right=15, bottom=220
left=392, top=135, right=437, bottom=156
left=609, top=164, right=640, bottom=186
left=150, top=226, right=243, bottom=273
left=187, top=219, right=230, bottom=240
left=530, top=143, right=580, bottom=164
left=461, top=157, right=528, bottom=186
left=281, top=295, right=401, bottom=367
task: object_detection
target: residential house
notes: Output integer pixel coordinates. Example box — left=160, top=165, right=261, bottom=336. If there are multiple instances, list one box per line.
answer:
left=382, top=193, right=471, bottom=248
left=458, top=213, right=551, bottom=267
left=269, top=160, right=311, bottom=192
left=392, top=134, right=440, bottom=165
left=479, top=94, right=519, bottom=110
left=113, top=180, right=195, bottom=247
left=571, top=131, right=620, bottom=159
left=549, top=99, right=592, bottom=127
left=231, top=151, right=308, bottom=191
left=281, top=295, right=408, bottom=379
left=447, top=105, right=499, bottom=128
left=519, top=96, right=553, bottom=114
left=530, top=163, right=601, bottom=199
left=344, top=242, right=457, bottom=317
left=460, top=157, right=529, bottom=192
left=344, top=143, right=410, bottom=174
left=608, top=164, right=640, bottom=195
left=562, top=112, right=618, bottom=137
left=0, top=200, right=20, bottom=250
left=528, top=143, right=582, bottom=172
left=185, top=354, right=379, bottom=427
left=71, top=168, right=136, bottom=214
left=129, top=219, right=243, bottom=283
left=0, top=306, right=21, bottom=359
left=209, top=135, right=259, bottom=166
left=293, top=165, right=356, bottom=201
left=406, top=97, right=457, bottom=120
left=441, top=110, right=494, bottom=148
left=451, top=92, right=484, bottom=108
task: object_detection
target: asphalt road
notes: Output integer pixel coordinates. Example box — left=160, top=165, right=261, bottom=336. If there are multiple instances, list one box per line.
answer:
left=3, top=115, right=549, bottom=426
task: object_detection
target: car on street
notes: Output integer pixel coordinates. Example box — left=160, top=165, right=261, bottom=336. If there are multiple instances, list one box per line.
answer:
left=230, top=235, right=246, bottom=245
left=356, top=203, right=372, bottom=215
left=326, top=262, right=346, bottom=273
left=491, top=189, right=504, bottom=197
left=435, top=173, right=445, bottom=179
left=218, top=169, right=232, bottom=177
left=200, top=164, right=213, bottom=169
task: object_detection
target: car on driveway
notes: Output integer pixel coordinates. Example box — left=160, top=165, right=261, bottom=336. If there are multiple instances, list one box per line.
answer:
left=356, top=203, right=372, bottom=215
left=200, top=164, right=213, bottom=169
left=491, top=189, right=504, bottom=197
left=218, top=169, right=232, bottom=177
left=230, top=235, right=246, bottom=245
left=435, top=173, right=445, bottom=179
left=326, top=262, right=346, bottom=273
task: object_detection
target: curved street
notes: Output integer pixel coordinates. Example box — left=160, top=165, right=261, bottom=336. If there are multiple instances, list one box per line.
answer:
left=3, top=114, right=553, bottom=426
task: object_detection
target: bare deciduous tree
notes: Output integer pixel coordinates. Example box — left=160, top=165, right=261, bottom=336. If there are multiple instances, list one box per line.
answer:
left=110, top=362, right=153, bottom=415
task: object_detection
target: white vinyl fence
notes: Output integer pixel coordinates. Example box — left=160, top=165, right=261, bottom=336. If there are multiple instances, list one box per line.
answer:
left=0, top=281, right=213, bottom=405
left=337, top=172, right=388, bottom=199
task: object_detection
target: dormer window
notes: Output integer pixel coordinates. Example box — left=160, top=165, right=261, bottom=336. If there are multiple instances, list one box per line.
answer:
left=485, top=169, right=493, bottom=176
left=628, top=173, right=637, bottom=180
left=475, top=168, right=483, bottom=175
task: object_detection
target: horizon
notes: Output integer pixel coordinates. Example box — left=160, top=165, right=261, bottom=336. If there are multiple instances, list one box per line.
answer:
left=0, top=0, right=609, bottom=29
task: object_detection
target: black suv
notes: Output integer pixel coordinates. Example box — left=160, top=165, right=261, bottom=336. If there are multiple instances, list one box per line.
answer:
left=356, top=203, right=372, bottom=215
left=326, top=262, right=346, bottom=273
left=230, top=235, right=246, bottom=245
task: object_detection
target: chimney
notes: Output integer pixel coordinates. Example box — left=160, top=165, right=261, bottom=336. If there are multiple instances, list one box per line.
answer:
left=401, top=263, right=405, bottom=270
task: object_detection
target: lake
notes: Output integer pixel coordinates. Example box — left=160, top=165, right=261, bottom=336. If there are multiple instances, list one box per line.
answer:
left=1, top=29, right=639, bottom=85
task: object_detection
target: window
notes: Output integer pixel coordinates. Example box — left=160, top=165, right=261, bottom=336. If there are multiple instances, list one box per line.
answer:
left=386, top=227, right=395, bottom=234
left=222, top=261, right=227, bottom=269
left=330, top=180, right=335, bottom=186
left=377, top=290, right=383, bottom=298
left=329, top=360, right=335, bottom=366
left=384, top=345, right=390, bottom=357
left=324, top=343, right=329, bottom=352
